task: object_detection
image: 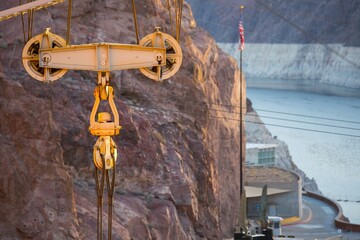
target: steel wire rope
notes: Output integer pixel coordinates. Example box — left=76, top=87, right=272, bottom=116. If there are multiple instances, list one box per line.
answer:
left=2, top=71, right=360, bottom=125
left=190, top=17, right=301, bottom=43
left=66, top=0, right=72, bottom=45
left=204, top=0, right=360, bottom=8
left=0, top=77, right=357, bottom=137
left=191, top=1, right=360, bottom=35
left=253, top=0, right=360, bottom=71
left=29, top=0, right=35, bottom=40
left=192, top=0, right=360, bottom=69
left=166, top=0, right=174, bottom=37
left=193, top=9, right=360, bottom=38
left=19, top=0, right=26, bottom=42
left=256, top=2, right=360, bottom=36
left=175, top=0, right=184, bottom=42
left=120, top=91, right=360, bottom=125
left=253, top=108, right=360, bottom=125
left=246, top=113, right=360, bottom=131
left=131, top=0, right=140, bottom=44
left=124, top=96, right=360, bottom=131
left=123, top=100, right=360, bottom=138
left=2, top=70, right=359, bottom=126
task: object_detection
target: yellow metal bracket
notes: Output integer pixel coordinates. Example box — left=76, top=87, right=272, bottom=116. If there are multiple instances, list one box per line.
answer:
left=89, top=75, right=121, bottom=137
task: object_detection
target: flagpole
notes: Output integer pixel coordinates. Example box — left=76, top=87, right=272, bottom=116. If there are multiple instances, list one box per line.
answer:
left=239, top=33, right=244, bottom=230
left=239, top=4, right=247, bottom=235
left=239, top=6, right=244, bottom=197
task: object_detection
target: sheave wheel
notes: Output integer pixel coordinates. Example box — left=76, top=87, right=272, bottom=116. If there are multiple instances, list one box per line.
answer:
left=139, top=31, right=182, bottom=81
left=22, top=31, right=68, bottom=82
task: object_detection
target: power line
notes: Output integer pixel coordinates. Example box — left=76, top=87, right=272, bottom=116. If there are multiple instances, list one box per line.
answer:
left=192, top=0, right=360, bottom=70
left=2, top=71, right=359, bottom=127
left=124, top=100, right=360, bottom=138
left=249, top=114, right=360, bottom=131
left=253, top=0, right=360, bottom=71
left=193, top=6, right=360, bottom=36
left=121, top=92, right=360, bottom=126
left=2, top=69, right=359, bottom=137
left=254, top=108, right=360, bottom=125
left=247, top=120, right=360, bottom=138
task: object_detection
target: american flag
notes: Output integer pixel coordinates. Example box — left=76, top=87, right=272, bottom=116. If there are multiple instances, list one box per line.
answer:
left=238, top=20, right=245, bottom=51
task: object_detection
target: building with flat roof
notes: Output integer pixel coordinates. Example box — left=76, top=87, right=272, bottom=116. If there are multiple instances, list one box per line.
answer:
left=246, top=143, right=277, bottom=166
left=245, top=167, right=302, bottom=219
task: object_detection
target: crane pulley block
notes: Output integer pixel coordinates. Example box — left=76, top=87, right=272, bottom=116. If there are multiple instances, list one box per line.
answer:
left=22, top=28, right=182, bottom=82
left=93, top=136, right=117, bottom=170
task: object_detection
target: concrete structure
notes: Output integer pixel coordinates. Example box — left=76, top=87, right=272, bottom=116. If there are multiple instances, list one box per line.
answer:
left=245, top=167, right=302, bottom=220
left=246, top=143, right=277, bottom=166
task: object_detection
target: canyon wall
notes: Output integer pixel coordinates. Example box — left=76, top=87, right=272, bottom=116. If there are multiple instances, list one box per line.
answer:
left=0, top=0, right=243, bottom=239
left=187, top=0, right=360, bottom=88
left=219, top=43, right=360, bottom=88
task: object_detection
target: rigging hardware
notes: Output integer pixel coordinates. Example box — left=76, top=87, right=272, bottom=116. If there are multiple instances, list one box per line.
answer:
left=175, top=0, right=184, bottom=42
left=139, top=27, right=182, bottom=81
left=90, top=72, right=119, bottom=239
left=20, top=26, right=182, bottom=239
left=22, top=28, right=182, bottom=82
left=22, top=28, right=68, bottom=82
left=15, top=0, right=184, bottom=238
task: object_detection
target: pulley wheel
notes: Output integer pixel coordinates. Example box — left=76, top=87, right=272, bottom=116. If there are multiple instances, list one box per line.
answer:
left=22, top=32, right=68, bottom=82
left=93, top=148, right=118, bottom=170
left=139, top=31, right=182, bottom=81
left=93, top=137, right=118, bottom=170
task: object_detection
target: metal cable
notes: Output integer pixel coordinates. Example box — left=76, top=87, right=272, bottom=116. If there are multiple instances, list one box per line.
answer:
left=29, top=1, right=34, bottom=39
left=66, top=0, right=72, bottom=45
left=175, top=0, right=184, bottom=42
left=19, top=0, right=27, bottom=42
left=166, top=0, right=174, bottom=37
left=254, top=0, right=360, bottom=72
left=132, top=0, right=139, bottom=44
left=123, top=101, right=360, bottom=138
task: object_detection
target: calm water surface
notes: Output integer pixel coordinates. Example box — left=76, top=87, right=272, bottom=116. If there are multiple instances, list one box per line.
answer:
left=247, top=81, right=360, bottom=224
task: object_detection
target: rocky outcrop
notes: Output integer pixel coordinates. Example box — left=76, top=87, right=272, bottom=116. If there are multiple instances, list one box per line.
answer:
left=245, top=99, right=319, bottom=193
left=0, top=1, right=244, bottom=239
left=187, top=0, right=360, bottom=88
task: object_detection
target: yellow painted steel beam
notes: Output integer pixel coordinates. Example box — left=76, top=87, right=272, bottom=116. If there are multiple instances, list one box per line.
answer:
left=0, top=0, right=64, bottom=22
left=39, top=43, right=166, bottom=71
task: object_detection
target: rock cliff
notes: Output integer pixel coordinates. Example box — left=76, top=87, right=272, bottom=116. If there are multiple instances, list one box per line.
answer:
left=0, top=0, right=245, bottom=239
left=187, top=0, right=360, bottom=88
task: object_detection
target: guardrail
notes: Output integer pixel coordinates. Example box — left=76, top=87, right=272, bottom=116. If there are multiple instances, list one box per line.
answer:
left=304, top=191, right=360, bottom=232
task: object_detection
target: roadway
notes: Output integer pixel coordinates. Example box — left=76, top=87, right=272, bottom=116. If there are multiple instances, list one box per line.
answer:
left=282, top=195, right=360, bottom=240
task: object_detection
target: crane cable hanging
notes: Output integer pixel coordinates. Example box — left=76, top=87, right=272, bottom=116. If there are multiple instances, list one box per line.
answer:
left=166, top=0, right=174, bottom=37
left=131, top=0, right=140, bottom=44
left=131, top=0, right=184, bottom=43
left=19, top=0, right=35, bottom=43
left=66, top=0, right=72, bottom=45
left=175, top=0, right=184, bottom=42
left=19, top=0, right=27, bottom=42
left=28, top=0, right=34, bottom=41
left=19, top=0, right=72, bottom=44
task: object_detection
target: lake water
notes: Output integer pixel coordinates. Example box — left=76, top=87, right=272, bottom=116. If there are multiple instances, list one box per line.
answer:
left=247, top=80, right=360, bottom=224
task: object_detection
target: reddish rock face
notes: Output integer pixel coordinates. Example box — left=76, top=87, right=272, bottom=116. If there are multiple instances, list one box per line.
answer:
left=0, top=1, right=243, bottom=239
